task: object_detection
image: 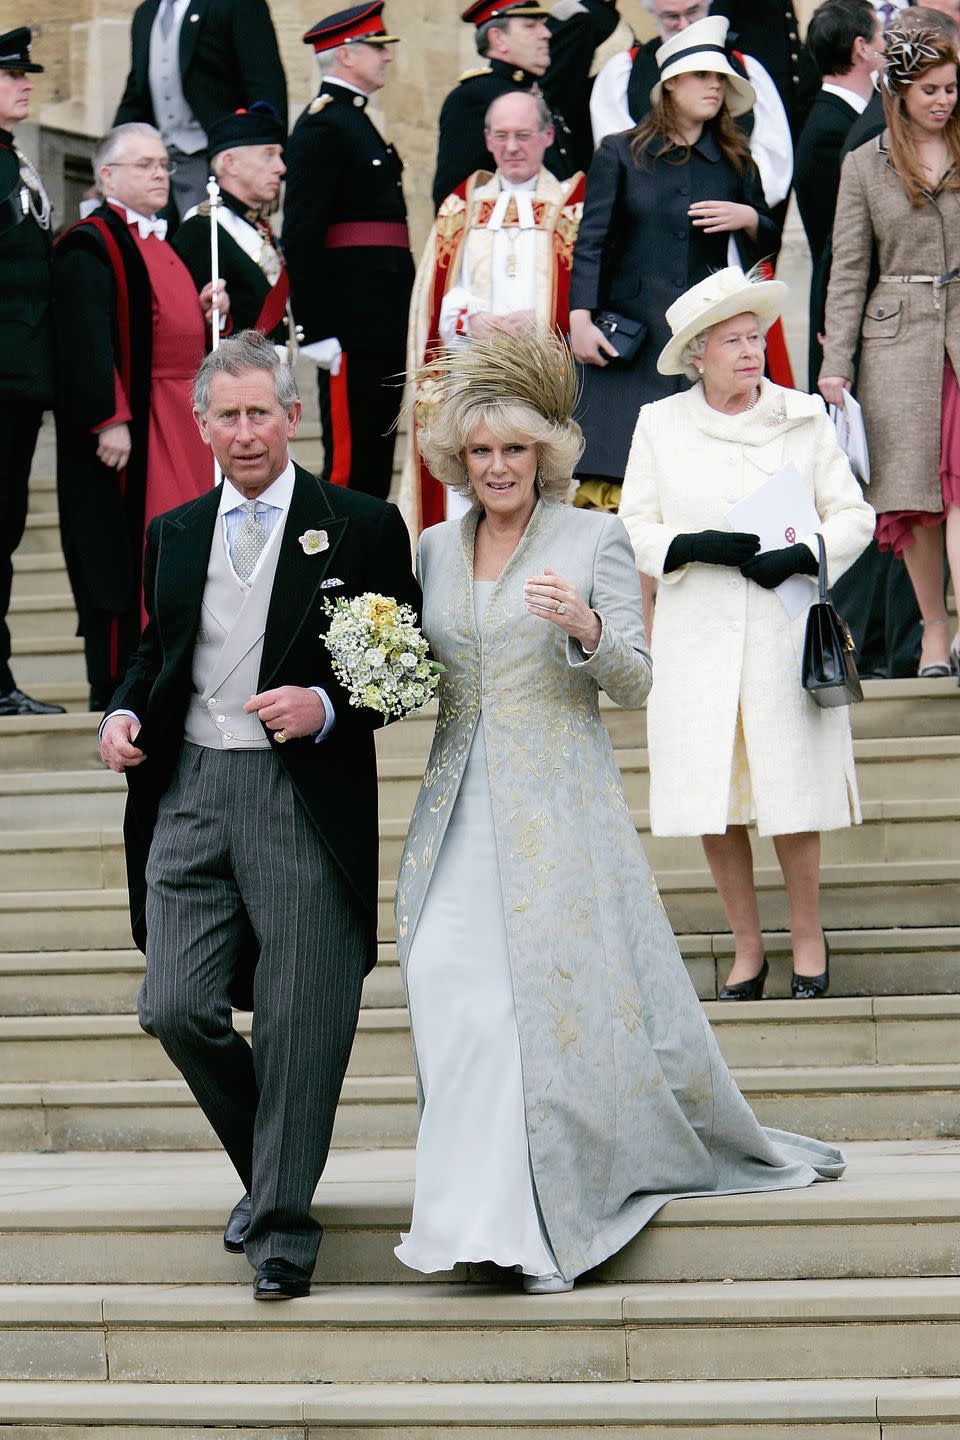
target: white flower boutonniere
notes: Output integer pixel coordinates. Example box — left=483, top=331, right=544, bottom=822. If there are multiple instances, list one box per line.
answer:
left=299, top=529, right=329, bottom=555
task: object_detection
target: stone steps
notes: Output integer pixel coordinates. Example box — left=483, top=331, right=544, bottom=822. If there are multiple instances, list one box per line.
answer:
left=1, top=997, right=956, bottom=1085
left=7, top=592, right=79, bottom=641
left=3, top=1376, right=960, bottom=1437
left=6, top=1276, right=960, bottom=1386
left=1, top=1143, right=957, bottom=1287
left=3, top=1060, right=960, bottom=1152
left=0, top=928, right=956, bottom=1018
left=16, top=511, right=65, bottom=559
left=2, top=682, right=959, bottom=772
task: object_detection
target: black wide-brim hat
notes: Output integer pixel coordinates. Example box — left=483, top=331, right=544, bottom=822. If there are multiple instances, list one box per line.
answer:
left=0, top=26, right=44, bottom=73
left=303, top=2, right=399, bottom=52
left=208, top=102, right=286, bottom=159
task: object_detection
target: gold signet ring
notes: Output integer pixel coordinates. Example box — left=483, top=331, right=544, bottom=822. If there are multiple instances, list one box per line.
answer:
left=275, top=730, right=287, bottom=744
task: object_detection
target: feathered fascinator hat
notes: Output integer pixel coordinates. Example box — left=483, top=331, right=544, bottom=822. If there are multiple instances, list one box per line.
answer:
left=881, top=27, right=952, bottom=96
left=416, top=326, right=578, bottom=429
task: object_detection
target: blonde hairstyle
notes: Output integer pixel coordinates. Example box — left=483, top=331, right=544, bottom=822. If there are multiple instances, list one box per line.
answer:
left=881, top=27, right=960, bottom=206
left=418, top=398, right=583, bottom=504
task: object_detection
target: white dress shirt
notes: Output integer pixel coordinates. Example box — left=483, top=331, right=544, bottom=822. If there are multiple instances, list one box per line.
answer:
left=821, top=83, right=870, bottom=116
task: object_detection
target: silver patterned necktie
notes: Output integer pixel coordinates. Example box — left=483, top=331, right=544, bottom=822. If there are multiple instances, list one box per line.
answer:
left=233, top=500, right=267, bottom=583
left=158, top=0, right=176, bottom=40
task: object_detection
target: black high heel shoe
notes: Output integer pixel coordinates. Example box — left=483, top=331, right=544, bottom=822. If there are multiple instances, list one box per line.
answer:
left=791, top=934, right=830, bottom=1000
left=719, top=957, right=768, bottom=1001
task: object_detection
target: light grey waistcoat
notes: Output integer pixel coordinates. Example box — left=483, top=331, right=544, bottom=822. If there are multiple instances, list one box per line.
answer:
left=148, top=2, right=207, bottom=155
left=183, top=511, right=287, bottom=749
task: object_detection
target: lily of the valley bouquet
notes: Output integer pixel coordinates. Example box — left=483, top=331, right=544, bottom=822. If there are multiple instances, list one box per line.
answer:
left=321, top=593, right=443, bottom=720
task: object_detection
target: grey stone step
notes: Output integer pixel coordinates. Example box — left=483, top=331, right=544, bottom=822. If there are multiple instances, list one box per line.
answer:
left=2, top=1376, right=960, bottom=1437
left=1, top=930, right=957, bottom=1018
left=3, top=1277, right=960, bottom=1385
left=7, top=593, right=77, bottom=641
left=0, top=1143, right=956, bottom=1286
left=16, top=512, right=64, bottom=558
left=1, top=997, right=956, bottom=1086
left=1, top=1058, right=958, bottom=1153
left=11, top=551, right=70, bottom=600
left=2, top=681, right=89, bottom=713
left=8, top=635, right=85, bottom=686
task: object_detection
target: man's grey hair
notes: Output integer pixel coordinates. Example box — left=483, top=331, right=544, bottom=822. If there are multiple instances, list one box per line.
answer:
left=93, top=123, right=163, bottom=175
left=476, top=16, right=513, bottom=56
left=484, top=90, right=553, bottom=132
left=192, top=330, right=300, bottom=415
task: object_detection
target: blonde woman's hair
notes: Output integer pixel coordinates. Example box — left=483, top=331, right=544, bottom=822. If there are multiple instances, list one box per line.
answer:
left=418, top=397, right=583, bottom=503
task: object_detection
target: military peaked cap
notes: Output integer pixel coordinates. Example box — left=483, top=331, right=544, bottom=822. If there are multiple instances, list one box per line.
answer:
left=0, top=27, right=43, bottom=73
left=303, top=3, right=399, bottom=52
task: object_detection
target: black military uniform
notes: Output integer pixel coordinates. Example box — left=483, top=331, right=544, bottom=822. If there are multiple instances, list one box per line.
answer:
left=0, top=27, right=63, bottom=716
left=432, top=0, right=620, bottom=213
left=709, top=0, right=819, bottom=141
left=282, top=4, right=413, bottom=501
left=174, top=104, right=289, bottom=344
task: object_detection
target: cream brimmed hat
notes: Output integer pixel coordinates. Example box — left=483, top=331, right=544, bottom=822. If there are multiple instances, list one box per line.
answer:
left=651, top=16, right=755, bottom=119
left=657, top=266, right=788, bottom=377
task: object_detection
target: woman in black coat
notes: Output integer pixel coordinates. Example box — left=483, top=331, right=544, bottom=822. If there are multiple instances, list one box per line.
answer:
left=569, top=16, right=778, bottom=491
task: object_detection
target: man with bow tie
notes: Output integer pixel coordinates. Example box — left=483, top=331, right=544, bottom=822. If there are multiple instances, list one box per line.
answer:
left=400, top=89, right=585, bottom=535
left=174, top=103, right=290, bottom=349
left=53, top=122, right=230, bottom=710
left=99, top=330, right=420, bottom=1300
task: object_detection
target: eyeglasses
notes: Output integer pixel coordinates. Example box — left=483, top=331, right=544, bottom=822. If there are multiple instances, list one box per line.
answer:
left=487, top=130, right=538, bottom=143
left=659, top=4, right=707, bottom=32
left=104, top=158, right=177, bottom=175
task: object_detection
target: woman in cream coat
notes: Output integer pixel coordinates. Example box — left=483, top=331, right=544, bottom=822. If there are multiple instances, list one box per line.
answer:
left=620, top=268, right=875, bottom=1003
left=394, top=328, right=844, bottom=1296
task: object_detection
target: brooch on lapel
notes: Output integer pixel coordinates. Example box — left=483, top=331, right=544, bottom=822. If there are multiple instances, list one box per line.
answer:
left=765, top=400, right=787, bottom=427
left=299, top=529, right=329, bottom=555
left=321, top=577, right=344, bottom=589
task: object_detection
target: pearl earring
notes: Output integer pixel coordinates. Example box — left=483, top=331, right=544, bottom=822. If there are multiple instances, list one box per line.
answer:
left=697, top=366, right=704, bottom=376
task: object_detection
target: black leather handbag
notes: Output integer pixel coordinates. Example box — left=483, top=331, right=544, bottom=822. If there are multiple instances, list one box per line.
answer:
left=594, top=310, right=647, bottom=361
left=802, top=533, right=863, bottom=707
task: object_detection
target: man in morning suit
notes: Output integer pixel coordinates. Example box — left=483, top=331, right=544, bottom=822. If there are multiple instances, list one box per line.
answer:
left=175, top=104, right=290, bottom=348
left=432, top=0, right=621, bottom=213
left=0, top=28, right=64, bottom=718
left=114, top=0, right=287, bottom=220
left=796, top=0, right=883, bottom=390
left=282, top=3, right=414, bottom=502
left=99, top=330, right=420, bottom=1300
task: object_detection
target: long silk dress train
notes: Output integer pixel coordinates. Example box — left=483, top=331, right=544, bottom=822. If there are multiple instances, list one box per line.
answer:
left=396, top=583, right=557, bottom=1276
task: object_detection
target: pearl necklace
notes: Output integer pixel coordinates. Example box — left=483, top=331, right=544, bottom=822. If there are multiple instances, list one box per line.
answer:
left=745, top=385, right=760, bottom=411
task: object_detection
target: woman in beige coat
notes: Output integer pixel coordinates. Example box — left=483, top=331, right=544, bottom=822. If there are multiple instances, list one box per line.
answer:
left=820, top=26, right=960, bottom=678
left=619, top=268, right=874, bottom=1001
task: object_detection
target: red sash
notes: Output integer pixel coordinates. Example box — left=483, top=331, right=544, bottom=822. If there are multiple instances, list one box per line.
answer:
left=254, top=266, right=290, bottom=338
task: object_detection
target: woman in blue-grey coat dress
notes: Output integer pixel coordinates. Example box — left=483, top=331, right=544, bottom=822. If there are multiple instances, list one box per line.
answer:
left=394, top=329, right=843, bottom=1294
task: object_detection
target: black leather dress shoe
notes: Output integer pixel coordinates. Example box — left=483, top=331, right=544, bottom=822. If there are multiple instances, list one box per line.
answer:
left=253, top=1257, right=311, bottom=1300
left=0, top=687, right=66, bottom=716
left=223, top=1192, right=251, bottom=1253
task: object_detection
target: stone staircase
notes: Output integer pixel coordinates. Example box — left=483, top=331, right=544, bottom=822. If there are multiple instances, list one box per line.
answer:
left=2, top=426, right=960, bottom=1436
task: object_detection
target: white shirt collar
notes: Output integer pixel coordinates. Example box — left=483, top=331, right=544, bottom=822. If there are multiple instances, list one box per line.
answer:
left=500, top=173, right=539, bottom=193
left=324, top=75, right=369, bottom=100
left=821, top=82, right=869, bottom=115
left=219, top=458, right=296, bottom=515
left=106, top=198, right=168, bottom=240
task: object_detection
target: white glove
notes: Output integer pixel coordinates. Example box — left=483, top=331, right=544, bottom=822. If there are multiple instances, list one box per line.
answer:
left=299, top=338, right=343, bottom=376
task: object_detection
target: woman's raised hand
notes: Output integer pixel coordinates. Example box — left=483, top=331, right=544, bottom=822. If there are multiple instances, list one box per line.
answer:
left=818, top=376, right=851, bottom=409
left=569, top=308, right=619, bottom=367
left=524, top=566, right=602, bottom=652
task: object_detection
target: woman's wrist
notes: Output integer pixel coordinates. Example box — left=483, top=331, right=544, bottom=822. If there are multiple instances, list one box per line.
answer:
left=578, top=612, right=602, bottom=653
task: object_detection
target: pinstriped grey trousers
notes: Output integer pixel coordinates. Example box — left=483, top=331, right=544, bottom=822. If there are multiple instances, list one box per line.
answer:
left=141, top=741, right=366, bottom=1273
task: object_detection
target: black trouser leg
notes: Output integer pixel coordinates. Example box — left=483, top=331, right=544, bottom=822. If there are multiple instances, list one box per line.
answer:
left=316, top=348, right=404, bottom=501
left=0, top=398, right=44, bottom=693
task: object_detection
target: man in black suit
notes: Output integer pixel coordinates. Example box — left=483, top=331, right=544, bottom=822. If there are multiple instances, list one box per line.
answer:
left=113, top=0, right=287, bottom=220
left=432, top=0, right=620, bottom=212
left=282, top=3, right=413, bottom=502
left=796, top=0, right=883, bottom=389
left=0, top=28, right=64, bottom=718
left=99, top=330, right=419, bottom=1300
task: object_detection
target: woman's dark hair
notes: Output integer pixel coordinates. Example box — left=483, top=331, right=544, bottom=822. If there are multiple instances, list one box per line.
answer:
left=628, top=85, right=751, bottom=174
left=806, top=0, right=878, bottom=78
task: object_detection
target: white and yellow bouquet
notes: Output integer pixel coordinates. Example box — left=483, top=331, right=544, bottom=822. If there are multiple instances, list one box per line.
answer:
left=321, top=593, right=443, bottom=720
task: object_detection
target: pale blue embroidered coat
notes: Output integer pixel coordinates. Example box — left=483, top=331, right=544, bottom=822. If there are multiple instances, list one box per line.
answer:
left=395, top=499, right=843, bottom=1281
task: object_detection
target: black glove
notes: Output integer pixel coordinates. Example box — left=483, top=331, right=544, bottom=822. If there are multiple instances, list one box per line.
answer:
left=740, top=543, right=819, bottom=589
left=663, top=530, right=761, bottom=573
